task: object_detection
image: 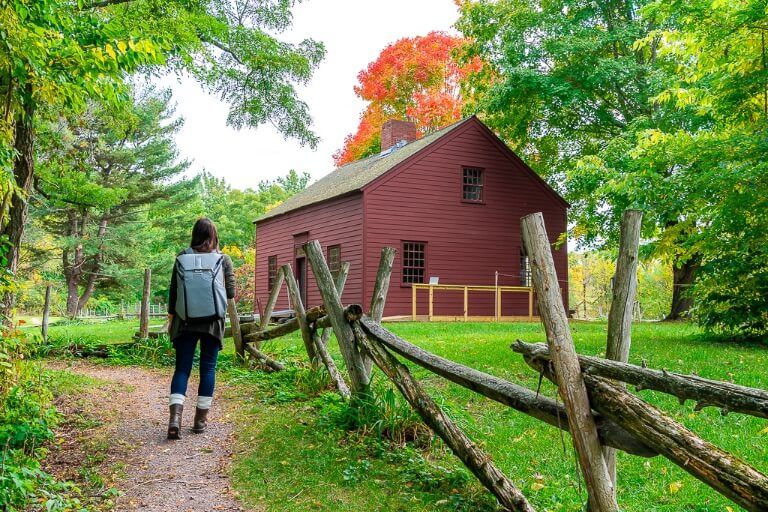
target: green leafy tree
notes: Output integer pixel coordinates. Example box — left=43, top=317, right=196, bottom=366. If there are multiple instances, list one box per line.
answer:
left=33, top=86, right=187, bottom=317
left=457, top=0, right=709, bottom=319
left=459, top=0, right=768, bottom=332
left=0, top=0, right=162, bottom=318
left=0, top=0, right=324, bottom=319
left=631, top=0, right=768, bottom=335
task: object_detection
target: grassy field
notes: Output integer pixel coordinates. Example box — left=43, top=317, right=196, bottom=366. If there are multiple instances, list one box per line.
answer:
left=37, top=318, right=160, bottom=344
left=42, top=319, right=767, bottom=511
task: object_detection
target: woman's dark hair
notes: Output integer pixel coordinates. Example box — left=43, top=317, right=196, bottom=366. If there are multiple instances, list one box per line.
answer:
left=190, top=218, right=219, bottom=253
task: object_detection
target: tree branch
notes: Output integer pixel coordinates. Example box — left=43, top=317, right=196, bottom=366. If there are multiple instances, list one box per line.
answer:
left=83, top=0, right=137, bottom=9
left=198, top=34, right=246, bottom=66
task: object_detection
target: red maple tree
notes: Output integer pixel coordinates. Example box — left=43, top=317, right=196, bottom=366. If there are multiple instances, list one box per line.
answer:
left=333, top=31, right=483, bottom=166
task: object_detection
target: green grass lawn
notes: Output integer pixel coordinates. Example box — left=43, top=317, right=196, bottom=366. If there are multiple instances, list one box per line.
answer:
left=223, top=320, right=767, bottom=512
left=42, top=319, right=767, bottom=511
left=38, top=318, right=163, bottom=344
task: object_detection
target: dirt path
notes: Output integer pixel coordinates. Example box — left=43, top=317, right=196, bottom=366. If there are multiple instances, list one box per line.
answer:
left=48, top=361, right=248, bottom=512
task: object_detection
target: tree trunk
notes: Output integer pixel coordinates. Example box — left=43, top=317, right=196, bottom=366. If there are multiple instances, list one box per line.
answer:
left=76, top=215, right=108, bottom=312
left=666, top=255, right=699, bottom=320
left=63, top=210, right=83, bottom=318
left=0, top=85, right=35, bottom=321
left=66, top=273, right=80, bottom=318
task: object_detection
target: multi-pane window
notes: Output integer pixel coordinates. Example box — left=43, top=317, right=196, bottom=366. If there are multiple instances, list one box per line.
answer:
left=462, top=167, right=484, bottom=202
left=268, top=255, right=278, bottom=291
left=327, top=245, right=341, bottom=277
left=520, top=250, right=532, bottom=287
left=402, top=242, right=426, bottom=284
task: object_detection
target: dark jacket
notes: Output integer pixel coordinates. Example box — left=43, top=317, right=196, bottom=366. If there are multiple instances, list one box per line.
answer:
left=168, top=249, right=236, bottom=344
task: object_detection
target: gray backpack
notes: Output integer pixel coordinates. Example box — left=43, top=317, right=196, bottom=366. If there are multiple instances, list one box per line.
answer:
left=175, top=248, right=227, bottom=322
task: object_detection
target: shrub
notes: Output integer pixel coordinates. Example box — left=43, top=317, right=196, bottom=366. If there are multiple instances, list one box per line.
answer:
left=694, top=251, right=768, bottom=338
left=314, top=385, right=432, bottom=447
left=0, top=327, right=90, bottom=510
left=0, top=382, right=57, bottom=450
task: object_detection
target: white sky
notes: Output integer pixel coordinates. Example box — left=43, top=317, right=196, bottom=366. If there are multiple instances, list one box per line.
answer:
left=159, top=0, right=460, bottom=190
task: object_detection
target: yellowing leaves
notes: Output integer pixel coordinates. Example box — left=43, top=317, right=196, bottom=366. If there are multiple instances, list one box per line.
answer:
left=222, top=244, right=244, bottom=259
left=529, top=474, right=546, bottom=492
left=105, top=43, right=116, bottom=60
left=92, top=46, right=105, bottom=63
left=668, top=481, right=683, bottom=494
left=759, top=426, right=768, bottom=435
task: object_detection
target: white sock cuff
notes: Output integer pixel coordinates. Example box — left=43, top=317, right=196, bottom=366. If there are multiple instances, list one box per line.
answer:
left=169, top=393, right=185, bottom=406
left=197, top=396, right=213, bottom=410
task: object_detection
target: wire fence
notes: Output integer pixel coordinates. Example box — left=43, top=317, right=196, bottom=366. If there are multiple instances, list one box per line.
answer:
left=77, top=302, right=168, bottom=319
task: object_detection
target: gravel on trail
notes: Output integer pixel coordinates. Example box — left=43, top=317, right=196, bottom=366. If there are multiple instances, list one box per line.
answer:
left=48, top=361, right=250, bottom=512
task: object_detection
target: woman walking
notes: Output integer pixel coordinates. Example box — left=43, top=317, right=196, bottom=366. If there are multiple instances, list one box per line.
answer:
left=166, top=218, right=235, bottom=439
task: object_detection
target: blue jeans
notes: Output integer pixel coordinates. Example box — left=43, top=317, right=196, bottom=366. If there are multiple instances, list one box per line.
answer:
left=170, top=332, right=220, bottom=398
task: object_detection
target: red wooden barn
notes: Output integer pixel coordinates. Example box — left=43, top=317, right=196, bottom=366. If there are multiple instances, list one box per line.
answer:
left=254, top=116, right=569, bottom=319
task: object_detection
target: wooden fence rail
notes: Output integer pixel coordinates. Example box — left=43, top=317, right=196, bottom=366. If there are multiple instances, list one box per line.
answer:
left=213, top=217, right=766, bottom=511
left=513, top=340, right=768, bottom=419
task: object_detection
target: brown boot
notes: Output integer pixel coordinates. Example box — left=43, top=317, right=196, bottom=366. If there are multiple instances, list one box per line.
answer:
left=192, top=407, right=209, bottom=433
left=167, top=404, right=183, bottom=440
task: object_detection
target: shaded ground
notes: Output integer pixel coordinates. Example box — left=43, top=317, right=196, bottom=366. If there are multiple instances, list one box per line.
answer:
left=46, top=361, right=249, bottom=511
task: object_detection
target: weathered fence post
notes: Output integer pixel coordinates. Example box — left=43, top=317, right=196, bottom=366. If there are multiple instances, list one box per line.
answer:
left=350, top=315, right=535, bottom=512
left=41, top=284, right=52, bottom=343
left=603, top=209, right=642, bottom=489
left=283, top=263, right=318, bottom=368
left=314, top=261, right=351, bottom=398
left=138, top=268, right=151, bottom=339
left=369, top=247, right=396, bottom=321
left=320, top=261, right=351, bottom=346
left=521, top=212, right=618, bottom=512
left=304, top=240, right=370, bottom=396
left=606, top=209, right=643, bottom=363
left=365, top=246, right=395, bottom=374
left=260, top=267, right=284, bottom=330
left=227, top=298, right=245, bottom=363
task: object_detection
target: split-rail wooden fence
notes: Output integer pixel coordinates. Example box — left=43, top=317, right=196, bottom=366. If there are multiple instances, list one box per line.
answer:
left=226, top=211, right=767, bottom=512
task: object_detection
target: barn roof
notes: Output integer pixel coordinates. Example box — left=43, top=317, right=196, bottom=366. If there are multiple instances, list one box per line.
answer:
left=256, top=117, right=470, bottom=222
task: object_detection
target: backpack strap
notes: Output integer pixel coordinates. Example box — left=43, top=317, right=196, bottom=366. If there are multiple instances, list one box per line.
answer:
left=210, top=253, right=224, bottom=276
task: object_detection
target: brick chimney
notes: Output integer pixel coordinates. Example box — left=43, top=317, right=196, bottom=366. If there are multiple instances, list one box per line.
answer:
left=381, top=119, right=417, bottom=152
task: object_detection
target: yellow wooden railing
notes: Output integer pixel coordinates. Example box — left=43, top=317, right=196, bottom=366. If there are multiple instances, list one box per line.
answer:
left=411, top=283, right=535, bottom=321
